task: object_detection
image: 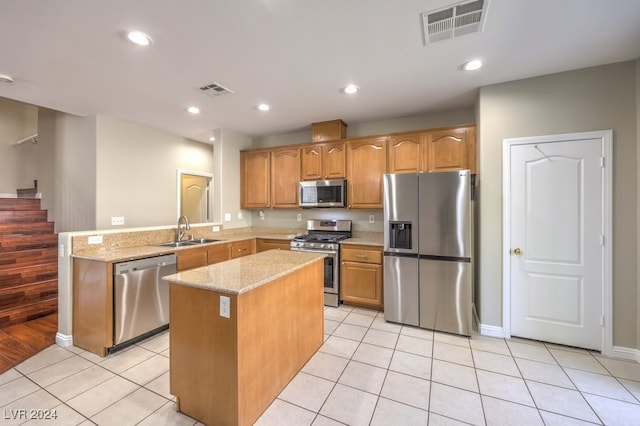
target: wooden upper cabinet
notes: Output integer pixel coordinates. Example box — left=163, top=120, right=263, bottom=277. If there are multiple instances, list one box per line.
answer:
left=387, top=132, right=426, bottom=174
left=240, top=150, right=270, bottom=208
left=424, top=126, right=476, bottom=173
left=300, top=142, right=346, bottom=180
left=346, top=137, right=387, bottom=209
left=271, top=147, right=300, bottom=208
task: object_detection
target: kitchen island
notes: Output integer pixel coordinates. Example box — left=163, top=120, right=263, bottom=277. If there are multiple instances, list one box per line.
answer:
left=163, top=249, right=325, bottom=426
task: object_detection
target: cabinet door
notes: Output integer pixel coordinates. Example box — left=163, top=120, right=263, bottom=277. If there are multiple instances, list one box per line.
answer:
left=230, top=239, right=256, bottom=258
left=300, top=145, right=323, bottom=180
left=388, top=133, right=424, bottom=174
left=241, top=151, right=270, bottom=208
left=323, top=142, right=346, bottom=179
left=271, top=148, right=300, bottom=208
left=340, top=261, right=383, bottom=310
left=256, top=239, right=291, bottom=252
left=207, top=243, right=230, bottom=264
left=177, top=248, right=208, bottom=271
left=346, top=137, right=387, bottom=208
left=425, top=127, right=474, bottom=172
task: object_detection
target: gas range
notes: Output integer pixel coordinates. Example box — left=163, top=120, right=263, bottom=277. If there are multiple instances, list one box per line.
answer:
left=290, top=220, right=352, bottom=251
left=290, top=219, right=352, bottom=307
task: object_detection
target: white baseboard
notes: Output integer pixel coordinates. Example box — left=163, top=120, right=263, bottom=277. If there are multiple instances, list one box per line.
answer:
left=611, top=345, right=640, bottom=362
left=478, top=323, right=504, bottom=338
left=0, top=193, right=17, bottom=198
left=55, top=332, right=73, bottom=348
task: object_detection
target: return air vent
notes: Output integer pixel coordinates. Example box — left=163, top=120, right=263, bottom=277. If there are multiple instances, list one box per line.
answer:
left=422, top=0, right=487, bottom=44
left=196, top=82, right=234, bottom=97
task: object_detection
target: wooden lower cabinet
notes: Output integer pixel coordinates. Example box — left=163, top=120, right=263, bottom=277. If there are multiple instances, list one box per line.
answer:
left=256, top=238, right=290, bottom=252
left=230, top=239, right=256, bottom=258
left=340, top=245, right=383, bottom=310
left=73, top=258, right=112, bottom=356
left=207, top=243, right=231, bottom=264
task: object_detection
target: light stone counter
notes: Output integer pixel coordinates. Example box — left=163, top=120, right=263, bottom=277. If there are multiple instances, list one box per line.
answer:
left=341, top=231, right=383, bottom=247
left=163, top=249, right=326, bottom=295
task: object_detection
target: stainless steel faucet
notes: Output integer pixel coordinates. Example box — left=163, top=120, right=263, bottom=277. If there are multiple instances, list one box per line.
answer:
left=177, top=215, right=191, bottom=241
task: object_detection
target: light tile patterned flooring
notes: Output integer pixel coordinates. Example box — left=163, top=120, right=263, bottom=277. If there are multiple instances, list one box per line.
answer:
left=1, top=305, right=640, bottom=425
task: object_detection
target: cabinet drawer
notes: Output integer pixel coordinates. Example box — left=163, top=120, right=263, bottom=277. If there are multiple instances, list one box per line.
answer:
left=230, top=239, right=256, bottom=259
left=340, top=246, right=382, bottom=264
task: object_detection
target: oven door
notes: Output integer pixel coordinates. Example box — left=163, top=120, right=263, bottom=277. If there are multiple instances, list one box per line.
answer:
left=290, top=247, right=339, bottom=307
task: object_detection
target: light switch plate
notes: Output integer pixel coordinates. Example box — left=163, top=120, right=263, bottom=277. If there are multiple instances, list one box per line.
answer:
left=259, top=210, right=265, bottom=220
left=369, top=215, right=375, bottom=224
left=224, top=213, right=231, bottom=221
left=237, top=212, right=243, bottom=220
left=212, top=225, right=220, bottom=232
left=297, top=213, right=302, bottom=221
left=220, top=296, right=230, bottom=318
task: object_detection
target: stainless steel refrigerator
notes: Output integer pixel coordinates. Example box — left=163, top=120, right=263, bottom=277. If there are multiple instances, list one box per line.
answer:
left=383, top=170, right=473, bottom=336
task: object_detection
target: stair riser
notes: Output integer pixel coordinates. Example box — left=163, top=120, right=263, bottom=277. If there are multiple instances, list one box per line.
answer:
left=0, top=265, right=58, bottom=288
left=0, top=298, right=58, bottom=328
left=0, top=249, right=58, bottom=271
left=0, top=199, right=41, bottom=211
left=0, top=211, right=48, bottom=223
left=0, top=223, right=55, bottom=236
left=0, top=235, right=58, bottom=253
left=0, top=280, right=58, bottom=309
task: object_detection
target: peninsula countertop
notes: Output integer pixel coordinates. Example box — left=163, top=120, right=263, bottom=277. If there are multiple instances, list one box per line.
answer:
left=162, top=249, right=326, bottom=295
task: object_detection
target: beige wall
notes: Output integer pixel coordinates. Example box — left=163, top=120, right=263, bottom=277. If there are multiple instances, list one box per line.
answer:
left=0, top=97, right=38, bottom=194
left=95, top=115, right=214, bottom=229
left=477, top=61, right=638, bottom=348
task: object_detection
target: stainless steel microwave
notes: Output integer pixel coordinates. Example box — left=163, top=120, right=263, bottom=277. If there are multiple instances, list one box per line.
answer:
left=299, top=179, right=347, bottom=208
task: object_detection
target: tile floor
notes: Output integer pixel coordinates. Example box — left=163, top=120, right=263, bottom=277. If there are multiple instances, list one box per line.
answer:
left=1, top=305, right=640, bottom=425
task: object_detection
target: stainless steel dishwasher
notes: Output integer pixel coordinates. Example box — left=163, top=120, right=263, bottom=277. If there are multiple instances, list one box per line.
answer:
left=112, top=254, right=176, bottom=352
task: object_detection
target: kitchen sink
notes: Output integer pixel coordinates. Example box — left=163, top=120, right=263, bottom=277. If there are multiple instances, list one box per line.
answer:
left=155, top=238, right=224, bottom=248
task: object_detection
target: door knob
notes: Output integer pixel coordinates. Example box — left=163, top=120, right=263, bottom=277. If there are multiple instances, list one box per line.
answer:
left=513, top=248, right=522, bottom=255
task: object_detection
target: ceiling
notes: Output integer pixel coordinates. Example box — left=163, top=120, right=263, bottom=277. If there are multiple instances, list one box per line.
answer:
left=1, top=0, right=640, bottom=143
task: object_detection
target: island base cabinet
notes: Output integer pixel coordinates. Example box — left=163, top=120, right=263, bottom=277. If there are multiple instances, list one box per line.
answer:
left=169, top=259, right=324, bottom=426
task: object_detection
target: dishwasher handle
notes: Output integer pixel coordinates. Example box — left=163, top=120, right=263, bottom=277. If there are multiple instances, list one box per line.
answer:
left=114, top=254, right=177, bottom=275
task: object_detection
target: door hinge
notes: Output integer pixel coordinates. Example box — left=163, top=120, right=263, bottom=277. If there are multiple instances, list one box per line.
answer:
left=600, top=316, right=605, bottom=327
left=600, top=235, right=605, bottom=246
left=600, top=157, right=605, bottom=167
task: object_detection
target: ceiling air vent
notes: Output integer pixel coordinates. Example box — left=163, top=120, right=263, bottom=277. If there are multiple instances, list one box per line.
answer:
left=422, top=0, right=487, bottom=44
left=196, top=82, right=234, bottom=97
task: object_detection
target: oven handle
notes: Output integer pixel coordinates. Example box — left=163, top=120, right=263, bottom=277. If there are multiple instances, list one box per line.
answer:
left=290, top=247, right=337, bottom=256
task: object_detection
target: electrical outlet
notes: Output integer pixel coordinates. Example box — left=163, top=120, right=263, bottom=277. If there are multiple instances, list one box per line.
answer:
left=237, top=212, right=243, bottom=220
left=212, top=225, right=220, bottom=232
left=220, top=295, right=230, bottom=318
left=259, top=210, right=265, bottom=220
left=88, top=235, right=103, bottom=244
left=111, top=216, right=125, bottom=225
left=224, top=213, right=231, bottom=221
left=58, top=244, right=65, bottom=258
left=369, top=215, right=375, bottom=224
left=297, top=213, right=302, bottom=221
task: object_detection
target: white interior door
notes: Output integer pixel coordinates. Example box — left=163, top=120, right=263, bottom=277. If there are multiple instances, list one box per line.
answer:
left=181, top=174, right=210, bottom=223
left=507, top=133, right=610, bottom=351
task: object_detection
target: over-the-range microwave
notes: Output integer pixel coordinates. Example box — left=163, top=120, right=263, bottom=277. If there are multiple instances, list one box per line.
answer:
left=299, top=179, right=347, bottom=208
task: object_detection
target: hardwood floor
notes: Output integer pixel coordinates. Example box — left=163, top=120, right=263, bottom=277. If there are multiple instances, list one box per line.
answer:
left=0, top=313, right=57, bottom=374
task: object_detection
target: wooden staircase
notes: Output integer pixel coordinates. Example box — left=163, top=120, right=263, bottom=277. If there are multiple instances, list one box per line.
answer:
left=0, top=198, right=58, bottom=328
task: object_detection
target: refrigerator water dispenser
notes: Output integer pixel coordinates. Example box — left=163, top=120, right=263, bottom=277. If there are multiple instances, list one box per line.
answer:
left=389, top=221, right=412, bottom=249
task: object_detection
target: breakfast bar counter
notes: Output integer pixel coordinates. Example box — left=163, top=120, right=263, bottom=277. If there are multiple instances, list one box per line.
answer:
left=163, top=250, right=325, bottom=426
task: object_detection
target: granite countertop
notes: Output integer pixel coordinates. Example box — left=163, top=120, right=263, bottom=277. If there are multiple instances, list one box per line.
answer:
left=163, top=250, right=326, bottom=295
left=71, top=232, right=299, bottom=263
left=341, top=232, right=383, bottom=247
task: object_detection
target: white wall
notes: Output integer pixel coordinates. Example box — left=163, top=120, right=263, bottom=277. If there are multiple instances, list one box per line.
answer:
left=0, top=97, right=38, bottom=195
left=37, top=109, right=97, bottom=232
left=477, top=61, right=638, bottom=348
left=214, top=128, right=253, bottom=229
left=95, top=115, right=214, bottom=229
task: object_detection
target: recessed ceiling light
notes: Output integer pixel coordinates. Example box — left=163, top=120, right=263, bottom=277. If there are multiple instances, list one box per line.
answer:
left=209, top=136, right=216, bottom=142
left=126, top=30, right=153, bottom=46
left=342, top=84, right=359, bottom=94
left=0, top=74, right=14, bottom=83
left=186, top=106, right=200, bottom=114
left=257, top=103, right=271, bottom=112
left=462, top=59, right=483, bottom=71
